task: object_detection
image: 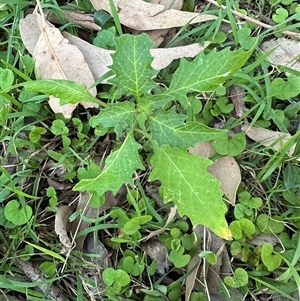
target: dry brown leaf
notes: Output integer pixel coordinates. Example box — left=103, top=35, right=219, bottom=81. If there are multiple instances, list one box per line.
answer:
left=229, top=84, right=246, bottom=118
left=141, top=206, right=177, bottom=241
left=261, top=38, right=300, bottom=72
left=55, top=205, right=74, bottom=253
left=26, top=8, right=102, bottom=31
left=47, top=178, right=72, bottom=190
left=91, top=0, right=216, bottom=30
left=142, top=240, right=170, bottom=274
left=248, top=233, right=279, bottom=246
left=189, top=142, right=241, bottom=205
left=19, top=13, right=97, bottom=118
left=150, top=0, right=183, bottom=10
left=44, top=9, right=102, bottom=31
left=242, top=125, right=298, bottom=160
left=185, top=255, right=201, bottom=301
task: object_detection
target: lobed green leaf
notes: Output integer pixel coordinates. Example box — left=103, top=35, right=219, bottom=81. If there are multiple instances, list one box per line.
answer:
left=109, top=34, right=157, bottom=100
left=149, top=145, right=231, bottom=240
left=73, top=132, right=144, bottom=196
left=148, top=108, right=227, bottom=148
left=166, top=47, right=251, bottom=107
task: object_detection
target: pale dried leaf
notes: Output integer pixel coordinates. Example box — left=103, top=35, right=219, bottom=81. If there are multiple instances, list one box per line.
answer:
left=82, top=233, right=111, bottom=294
left=70, top=192, right=101, bottom=251
left=63, top=32, right=113, bottom=82
left=55, top=205, right=74, bottom=253
left=150, top=0, right=183, bottom=10
left=151, top=42, right=210, bottom=69
left=44, top=9, right=102, bottom=31
left=63, top=32, right=208, bottom=74
left=134, top=0, right=183, bottom=47
left=248, top=233, right=279, bottom=246
left=90, top=0, right=216, bottom=30
left=142, top=206, right=177, bottom=241
left=47, top=178, right=72, bottom=190
left=189, top=142, right=241, bottom=205
left=19, top=13, right=97, bottom=118
left=206, top=232, right=225, bottom=295
left=19, top=13, right=44, bottom=54
left=15, top=258, right=68, bottom=301
left=242, top=125, right=297, bottom=159
left=261, top=38, right=300, bottom=71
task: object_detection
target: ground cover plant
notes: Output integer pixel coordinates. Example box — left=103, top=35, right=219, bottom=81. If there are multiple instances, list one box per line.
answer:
left=0, top=0, right=300, bottom=300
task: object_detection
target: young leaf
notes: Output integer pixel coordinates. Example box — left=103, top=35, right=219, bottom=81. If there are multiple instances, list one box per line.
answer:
left=73, top=132, right=144, bottom=195
left=109, top=34, right=157, bottom=100
left=4, top=200, right=32, bottom=226
left=89, top=101, right=136, bottom=138
left=166, top=47, right=251, bottom=108
left=149, top=145, right=231, bottom=240
left=23, top=79, right=101, bottom=105
left=212, top=132, right=246, bottom=156
left=148, top=108, right=227, bottom=148
left=224, top=268, right=248, bottom=288
left=261, top=242, right=282, bottom=272
left=229, top=218, right=256, bottom=240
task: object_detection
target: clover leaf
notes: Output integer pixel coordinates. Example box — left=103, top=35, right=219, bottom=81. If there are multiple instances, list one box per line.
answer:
left=224, top=268, right=248, bottom=288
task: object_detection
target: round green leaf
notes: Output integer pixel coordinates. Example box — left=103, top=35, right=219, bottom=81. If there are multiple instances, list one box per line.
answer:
left=40, top=261, right=56, bottom=278
left=224, top=268, right=248, bottom=288
left=169, top=247, right=191, bottom=268
left=229, top=218, right=255, bottom=240
left=51, top=119, right=69, bottom=135
left=212, top=132, right=246, bottom=156
left=261, top=243, right=282, bottom=272
left=256, top=214, right=284, bottom=234
left=4, top=200, right=32, bottom=225
left=199, top=251, right=217, bottom=265
left=29, top=126, right=47, bottom=143
left=272, top=8, right=288, bottom=23
left=0, top=68, right=14, bottom=89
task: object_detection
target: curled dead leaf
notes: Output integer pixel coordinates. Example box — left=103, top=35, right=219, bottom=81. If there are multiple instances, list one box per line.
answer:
left=133, top=0, right=184, bottom=47
left=55, top=205, right=74, bottom=253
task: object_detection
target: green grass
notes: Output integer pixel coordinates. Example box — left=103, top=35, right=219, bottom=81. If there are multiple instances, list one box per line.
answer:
left=0, top=0, right=300, bottom=300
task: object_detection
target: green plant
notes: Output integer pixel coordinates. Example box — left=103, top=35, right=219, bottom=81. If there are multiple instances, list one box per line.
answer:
left=22, top=33, right=252, bottom=239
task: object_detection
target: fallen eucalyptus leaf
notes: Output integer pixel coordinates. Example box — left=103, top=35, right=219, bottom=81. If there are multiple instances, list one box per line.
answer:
left=19, top=13, right=97, bottom=118
left=261, top=38, right=300, bottom=72
left=242, top=125, right=298, bottom=160
left=90, top=0, right=216, bottom=30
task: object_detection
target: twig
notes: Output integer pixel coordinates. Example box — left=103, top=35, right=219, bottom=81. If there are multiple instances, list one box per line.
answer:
left=205, top=0, right=300, bottom=39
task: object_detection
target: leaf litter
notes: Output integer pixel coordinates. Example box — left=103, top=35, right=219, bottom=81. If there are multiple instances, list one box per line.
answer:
left=19, top=13, right=98, bottom=118
left=91, top=0, right=216, bottom=30
left=20, top=12, right=209, bottom=117
left=12, top=1, right=300, bottom=300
